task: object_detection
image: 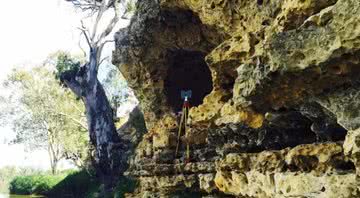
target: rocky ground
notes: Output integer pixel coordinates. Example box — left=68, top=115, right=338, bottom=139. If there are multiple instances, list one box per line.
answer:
left=113, top=0, right=360, bottom=197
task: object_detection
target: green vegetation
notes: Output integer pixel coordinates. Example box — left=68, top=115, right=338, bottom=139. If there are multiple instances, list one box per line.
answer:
left=44, top=170, right=100, bottom=198
left=2, top=66, right=90, bottom=174
left=6, top=170, right=137, bottom=198
left=45, top=172, right=138, bottom=198
left=53, top=52, right=82, bottom=81
left=0, top=0, right=140, bottom=196
left=9, top=173, right=67, bottom=195
left=0, top=166, right=45, bottom=194
left=0, top=52, right=138, bottom=197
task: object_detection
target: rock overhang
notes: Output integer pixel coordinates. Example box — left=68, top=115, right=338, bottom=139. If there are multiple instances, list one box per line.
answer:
left=113, top=0, right=360, bottom=196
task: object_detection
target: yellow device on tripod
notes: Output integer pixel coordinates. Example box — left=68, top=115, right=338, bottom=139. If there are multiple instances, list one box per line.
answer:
left=175, top=90, right=192, bottom=162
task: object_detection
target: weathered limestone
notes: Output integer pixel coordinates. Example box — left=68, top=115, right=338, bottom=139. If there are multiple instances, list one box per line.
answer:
left=214, top=143, right=358, bottom=197
left=235, top=0, right=360, bottom=110
left=113, top=0, right=360, bottom=197
left=344, top=128, right=360, bottom=176
left=317, top=87, right=360, bottom=131
left=215, top=170, right=359, bottom=198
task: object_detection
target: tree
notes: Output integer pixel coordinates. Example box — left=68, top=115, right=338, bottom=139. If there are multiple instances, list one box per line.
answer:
left=2, top=67, right=89, bottom=174
left=57, top=0, right=135, bottom=193
left=99, top=62, right=136, bottom=119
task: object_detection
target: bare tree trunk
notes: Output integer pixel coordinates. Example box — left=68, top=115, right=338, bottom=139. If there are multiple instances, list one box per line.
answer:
left=60, top=1, right=129, bottom=194
left=51, top=161, right=58, bottom=175
left=61, top=47, right=123, bottom=195
left=48, top=142, right=59, bottom=175
left=47, top=129, right=61, bottom=175
left=84, top=78, right=122, bottom=192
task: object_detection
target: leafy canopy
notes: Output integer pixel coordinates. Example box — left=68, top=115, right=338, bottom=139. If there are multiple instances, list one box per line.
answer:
left=2, top=64, right=90, bottom=171
left=53, top=52, right=82, bottom=83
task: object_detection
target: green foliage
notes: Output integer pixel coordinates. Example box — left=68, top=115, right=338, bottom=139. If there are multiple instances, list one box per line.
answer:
left=44, top=170, right=100, bottom=198
left=54, top=52, right=81, bottom=81
left=9, top=173, right=67, bottom=195
left=1, top=167, right=73, bottom=194
left=2, top=66, right=90, bottom=173
left=7, top=169, right=139, bottom=197
left=125, top=0, right=136, bottom=14
left=8, top=170, right=97, bottom=197
left=53, top=51, right=137, bottom=120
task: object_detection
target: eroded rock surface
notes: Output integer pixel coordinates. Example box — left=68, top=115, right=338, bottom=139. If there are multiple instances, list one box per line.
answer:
left=113, top=0, right=360, bottom=197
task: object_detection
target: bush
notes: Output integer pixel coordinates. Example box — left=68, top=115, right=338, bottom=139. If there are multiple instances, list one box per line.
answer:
left=9, top=174, right=66, bottom=195
left=8, top=170, right=138, bottom=197
left=47, top=172, right=139, bottom=198
left=9, top=176, right=33, bottom=195
left=45, top=170, right=100, bottom=198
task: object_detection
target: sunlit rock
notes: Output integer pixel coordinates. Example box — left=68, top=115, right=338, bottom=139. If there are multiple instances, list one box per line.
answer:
left=113, top=0, right=360, bottom=196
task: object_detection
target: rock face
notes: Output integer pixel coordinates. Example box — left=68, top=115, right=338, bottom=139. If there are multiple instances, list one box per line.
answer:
left=113, top=0, right=360, bottom=197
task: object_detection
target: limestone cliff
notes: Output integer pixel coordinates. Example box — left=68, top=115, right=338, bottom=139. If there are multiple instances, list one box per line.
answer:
left=113, top=0, right=360, bottom=197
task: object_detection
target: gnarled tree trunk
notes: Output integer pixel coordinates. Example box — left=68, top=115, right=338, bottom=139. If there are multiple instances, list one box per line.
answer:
left=61, top=0, right=133, bottom=195
left=61, top=48, right=123, bottom=194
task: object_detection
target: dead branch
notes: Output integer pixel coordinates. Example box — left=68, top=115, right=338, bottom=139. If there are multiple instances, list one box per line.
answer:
left=66, top=0, right=102, bottom=12
left=90, top=0, right=107, bottom=41
left=78, top=36, right=87, bottom=58
left=78, top=28, right=92, bottom=48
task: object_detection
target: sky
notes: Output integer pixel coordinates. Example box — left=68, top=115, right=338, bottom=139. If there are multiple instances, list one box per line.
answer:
left=0, top=0, right=82, bottom=81
left=0, top=0, right=130, bottom=170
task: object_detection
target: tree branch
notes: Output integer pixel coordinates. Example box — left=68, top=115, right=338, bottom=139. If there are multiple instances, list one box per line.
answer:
left=66, top=0, right=102, bottom=12
left=90, top=0, right=107, bottom=41
left=78, top=20, right=92, bottom=48
left=103, top=39, right=115, bottom=44
left=97, top=1, right=119, bottom=43
left=62, top=76, right=83, bottom=98
left=78, top=34, right=88, bottom=58
left=71, top=0, right=120, bottom=74
left=57, top=112, right=88, bottom=130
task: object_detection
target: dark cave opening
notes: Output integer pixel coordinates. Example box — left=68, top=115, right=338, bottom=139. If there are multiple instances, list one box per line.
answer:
left=164, top=50, right=213, bottom=112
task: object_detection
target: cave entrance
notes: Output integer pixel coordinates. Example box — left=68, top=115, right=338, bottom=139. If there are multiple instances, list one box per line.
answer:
left=164, top=50, right=213, bottom=112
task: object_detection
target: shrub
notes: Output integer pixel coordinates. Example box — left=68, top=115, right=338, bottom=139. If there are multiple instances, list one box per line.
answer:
left=8, top=170, right=138, bottom=197
left=45, top=170, right=100, bottom=198
left=9, top=176, right=33, bottom=195
left=9, top=173, right=67, bottom=195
